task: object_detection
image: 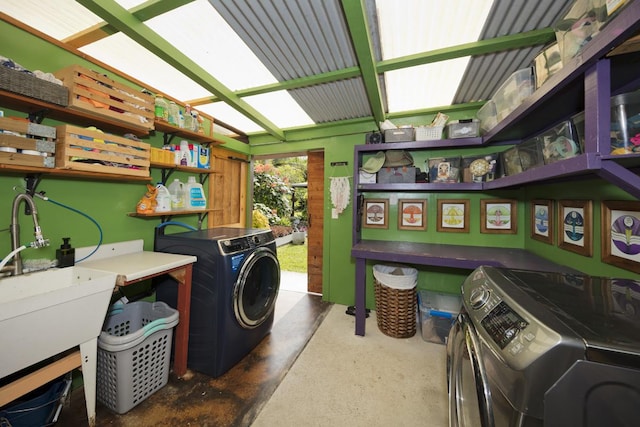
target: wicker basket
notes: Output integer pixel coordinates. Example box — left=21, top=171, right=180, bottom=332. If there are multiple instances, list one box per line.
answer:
left=0, top=66, right=68, bottom=106
left=374, top=278, right=417, bottom=338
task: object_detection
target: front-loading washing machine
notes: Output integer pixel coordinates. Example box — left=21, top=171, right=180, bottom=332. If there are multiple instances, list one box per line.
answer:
left=154, top=226, right=280, bottom=378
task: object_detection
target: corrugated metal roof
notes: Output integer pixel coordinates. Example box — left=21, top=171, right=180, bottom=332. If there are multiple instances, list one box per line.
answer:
left=209, top=0, right=372, bottom=124
left=454, top=0, right=572, bottom=103
left=0, top=0, right=586, bottom=139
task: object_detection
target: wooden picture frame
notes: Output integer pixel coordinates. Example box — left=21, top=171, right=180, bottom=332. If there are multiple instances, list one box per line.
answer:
left=531, top=199, right=553, bottom=244
left=437, top=199, right=469, bottom=233
left=480, top=199, right=517, bottom=234
left=557, top=200, right=592, bottom=257
left=398, top=199, right=427, bottom=230
left=601, top=200, right=640, bottom=273
left=362, top=199, right=389, bottom=229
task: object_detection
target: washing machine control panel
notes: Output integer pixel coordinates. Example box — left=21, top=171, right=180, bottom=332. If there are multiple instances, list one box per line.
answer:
left=220, top=237, right=251, bottom=254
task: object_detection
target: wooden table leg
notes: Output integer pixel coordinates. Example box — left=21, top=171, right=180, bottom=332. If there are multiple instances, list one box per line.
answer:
left=169, top=263, right=192, bottom=378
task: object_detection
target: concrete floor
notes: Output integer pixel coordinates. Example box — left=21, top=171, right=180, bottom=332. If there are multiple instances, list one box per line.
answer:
left=56, top=290, right=331, bottom=427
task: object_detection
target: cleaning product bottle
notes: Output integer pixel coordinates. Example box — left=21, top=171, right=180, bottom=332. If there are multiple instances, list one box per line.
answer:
left=168, top=178, right=186, bottom=210
left=154, top=95, right=169, bottom=121
left=155, top=183, right=171, bottom=212
left=179, top=140, right=191, bottom=166
left=186, top=175, right=206, bottom=210
left=56, top=237, right=75, bottom=268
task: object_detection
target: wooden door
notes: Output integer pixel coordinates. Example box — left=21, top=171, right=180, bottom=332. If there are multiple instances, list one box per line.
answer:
left=207, top=147, right=247, bottom=228
left=306, top=150, right=324, bottom=294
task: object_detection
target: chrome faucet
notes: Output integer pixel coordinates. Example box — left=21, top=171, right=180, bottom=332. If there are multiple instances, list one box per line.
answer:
left=8, top=192, right=49, bottom=275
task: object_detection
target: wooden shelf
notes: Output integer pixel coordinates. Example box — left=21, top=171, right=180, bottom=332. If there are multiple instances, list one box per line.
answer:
left=0, top=89, right=151, bottom=137
left=0, top=162, right=151, bottom=182
left=153, top=120, right=223, bottom=145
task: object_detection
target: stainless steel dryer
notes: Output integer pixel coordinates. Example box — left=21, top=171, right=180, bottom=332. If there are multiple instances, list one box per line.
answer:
left=154, top=226, right=280, bottom=378
left=447, top=266, right=640, bottom=427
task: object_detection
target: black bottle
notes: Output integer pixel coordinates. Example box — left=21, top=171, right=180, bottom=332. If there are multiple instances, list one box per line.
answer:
left=56, top=237, right=75, bottom=268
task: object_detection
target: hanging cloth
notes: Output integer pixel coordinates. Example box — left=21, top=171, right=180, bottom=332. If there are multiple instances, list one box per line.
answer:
left=330, top=176, right=351, bottom=215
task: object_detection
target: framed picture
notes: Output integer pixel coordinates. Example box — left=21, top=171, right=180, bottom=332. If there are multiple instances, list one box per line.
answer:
left=558, top=200, right=592, bottom=257
left=480, top=199, right=517, bottom=234
left=362, top=199, right=389, bottom=229
left=398, top=199, right=427, bottom=230
left=601, top=200, right=640, bottom=273
left=531, top=199, right=553, bottom=244
left=437, top=199, right=469, bottom=233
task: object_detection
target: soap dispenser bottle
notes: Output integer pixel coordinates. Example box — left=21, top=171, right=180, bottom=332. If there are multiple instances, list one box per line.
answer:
left=56, top=237, right=75, bottom=268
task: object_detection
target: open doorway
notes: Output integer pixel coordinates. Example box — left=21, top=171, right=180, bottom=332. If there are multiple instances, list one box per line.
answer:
left=251, top=151, right=324, bottom=295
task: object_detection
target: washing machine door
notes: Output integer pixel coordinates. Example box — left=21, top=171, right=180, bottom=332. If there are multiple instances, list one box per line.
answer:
left=448, top=313, right=495, bottom=427
left=233, top=247, right=280, bottom=329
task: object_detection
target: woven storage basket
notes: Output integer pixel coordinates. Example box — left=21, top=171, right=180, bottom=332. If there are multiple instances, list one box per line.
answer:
left=0, top=66, right=68, bottom=106
left=373, top=265, right=417, bottom=339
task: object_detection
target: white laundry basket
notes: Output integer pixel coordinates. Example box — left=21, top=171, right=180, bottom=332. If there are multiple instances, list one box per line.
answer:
left=97, top=301, right=179, bottom=414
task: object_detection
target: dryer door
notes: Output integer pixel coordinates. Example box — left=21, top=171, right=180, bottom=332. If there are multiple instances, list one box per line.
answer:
left=448, top=313, right=495, bottom=427
left=233, top=247, right=280, bottom=329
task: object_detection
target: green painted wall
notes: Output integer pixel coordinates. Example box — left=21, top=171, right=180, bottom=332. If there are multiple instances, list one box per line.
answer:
left=2, top=19, right=639, bottom=313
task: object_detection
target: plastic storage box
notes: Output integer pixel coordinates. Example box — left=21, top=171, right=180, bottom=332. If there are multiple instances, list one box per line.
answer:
left=540, top=119, right=582, bottom=164
left=610, top=90, right=640, bottom=155
left=384, top=128, right=415, bottom=143
left=493, top=68, right=535, bottom=122
left=553, top=0, right=627, bottom=65
left=446, top=120, right=479, bottom=139
left=418, top=290, right=462, bottom=344
left=427, top=157, right=461, bottom=183
left=477, top=99, right=498, bottom=134
left=461, top=153, right=500, bottom=183
left=517, top=137, right=545, bottom=171
left=501, top=146, right=523, bottom=176
left=97, top=301, right=179, bottom=414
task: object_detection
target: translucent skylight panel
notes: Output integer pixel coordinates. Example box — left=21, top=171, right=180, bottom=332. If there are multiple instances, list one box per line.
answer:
left=242, top=92, right=314, bottom=129
left=80, top=32, right=211, bottom=101
left=385, top=58, right=472, bottom=112
left=198, top=103, right=265, bottom=134
left=0, top=0, right=102, bottom=39
left=145, top=0, right=278, bottom=91
left=376, top=0, right=493, bottom=112
left=199, top=90, right=314, bottom=134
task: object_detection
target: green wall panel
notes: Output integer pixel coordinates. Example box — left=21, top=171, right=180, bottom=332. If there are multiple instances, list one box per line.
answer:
left=2, top=18, right=639, bottom=311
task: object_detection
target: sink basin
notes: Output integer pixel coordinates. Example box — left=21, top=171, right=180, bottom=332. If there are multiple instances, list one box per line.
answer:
left=0, top=267, right=116, bottom=379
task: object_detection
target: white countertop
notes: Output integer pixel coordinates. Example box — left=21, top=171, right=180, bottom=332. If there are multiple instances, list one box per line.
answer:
left=77, top=240, right=197, bottom=283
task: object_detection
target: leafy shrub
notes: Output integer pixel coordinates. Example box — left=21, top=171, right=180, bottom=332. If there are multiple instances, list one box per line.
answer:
left=252, top=210, right=269, bottom=229
left=253, top=164, right=292, bottom=223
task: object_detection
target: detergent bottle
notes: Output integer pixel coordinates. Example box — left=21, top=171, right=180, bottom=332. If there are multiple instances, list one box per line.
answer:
left=186, top=176, right=206, bottom=210
left=168, top=178, right=186, bottom=211
left=155, top=183, right=171, bottom=212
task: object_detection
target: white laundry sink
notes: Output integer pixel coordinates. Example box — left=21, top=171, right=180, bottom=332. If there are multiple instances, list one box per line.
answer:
left=0, top=266, right=116, bottom=379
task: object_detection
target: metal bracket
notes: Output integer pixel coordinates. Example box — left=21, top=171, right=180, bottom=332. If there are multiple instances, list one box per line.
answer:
left=24, top=174, right=43, bottom=196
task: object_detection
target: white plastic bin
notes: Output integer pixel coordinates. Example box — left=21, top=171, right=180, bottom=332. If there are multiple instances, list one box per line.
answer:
left=97, top=301, right=179, bottom=414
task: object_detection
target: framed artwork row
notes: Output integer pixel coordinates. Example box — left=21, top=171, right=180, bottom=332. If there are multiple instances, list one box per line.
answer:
left=360, top=197, right=640, bottom=274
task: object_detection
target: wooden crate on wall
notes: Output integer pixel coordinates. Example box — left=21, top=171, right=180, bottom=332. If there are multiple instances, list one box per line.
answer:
left=0, top=116, right=56, bottom=168
left=55, top=124, right=150, bottom=177
left=54, top=65, right=154, bottom=132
